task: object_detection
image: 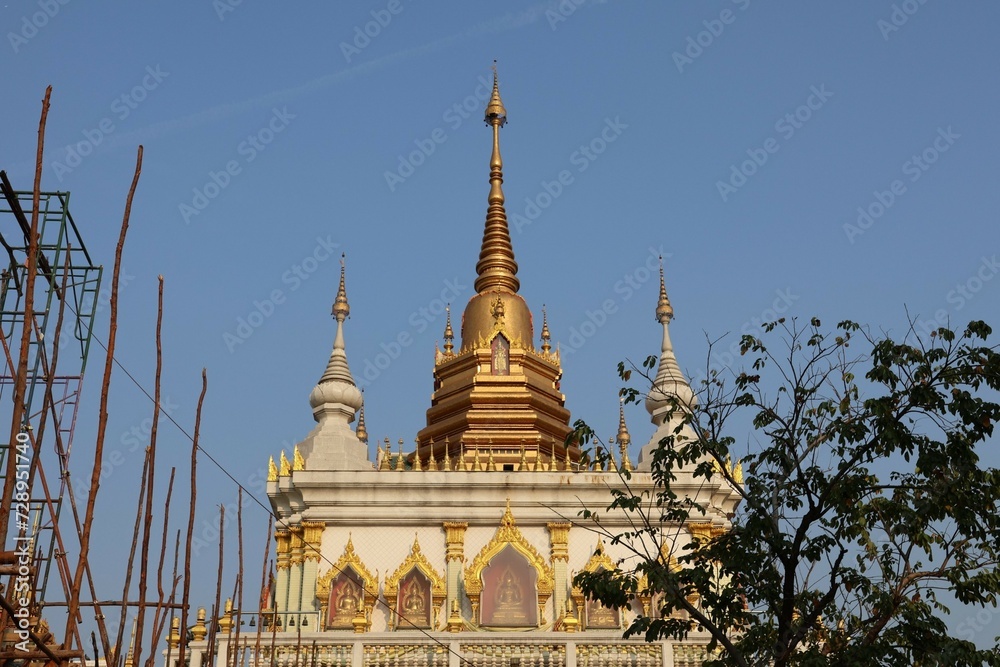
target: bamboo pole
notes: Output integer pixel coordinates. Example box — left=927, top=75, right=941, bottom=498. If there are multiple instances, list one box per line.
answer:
left=0, top=86, right=48, bottom=543
left=64, top=144, right=143, bottom=655
left=231, top=488, right=244, bottom=667
left=205, top=505, right=226, bottom=667
left=253, top=517, right=272, bottom=667
left=144, top=467, right=177, bottom=667
left=132, top=275, right=164, bottom=667
left=177, top=369, right=208, bottom=667
left=113, top=447, right=151, bottom=666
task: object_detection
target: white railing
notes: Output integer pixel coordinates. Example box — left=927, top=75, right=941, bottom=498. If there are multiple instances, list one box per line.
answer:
left=164, top=633, right=710, bottom=667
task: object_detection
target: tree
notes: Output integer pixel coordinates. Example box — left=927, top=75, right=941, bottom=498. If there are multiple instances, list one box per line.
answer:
left=574, top=318, right=1000, bottom=667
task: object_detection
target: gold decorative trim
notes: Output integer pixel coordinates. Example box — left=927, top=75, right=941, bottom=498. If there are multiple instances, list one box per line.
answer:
left=637, top=548, right=684, bottom=618
left=383, top=535, right=447, bottom=630
left=571, top=539, right=623, bottom=630
left=267, top=456, right=278, bottom=482
left=463, top=502, right=554, bottom=627
left=711, top=456, right=743, bottom=484
left=316, top=535, right=379, bottom=631
left=279, top=450, right=291, bottom=477
left=293, top=445, right=305, bottom=471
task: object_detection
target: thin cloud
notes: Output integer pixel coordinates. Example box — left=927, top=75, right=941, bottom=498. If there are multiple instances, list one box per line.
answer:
left=103, top=2, right=562, bottom=151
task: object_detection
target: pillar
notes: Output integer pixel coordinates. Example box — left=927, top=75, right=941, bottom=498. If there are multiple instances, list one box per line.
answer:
left=286, top=525, right=305, bottom=620
left=300, top=521, right=325, bottom=627
left=547, top=522, right=571, bottom=625
left=275, top=529, right=291, bottom=615
left=443, top=522, right=468, bottom=615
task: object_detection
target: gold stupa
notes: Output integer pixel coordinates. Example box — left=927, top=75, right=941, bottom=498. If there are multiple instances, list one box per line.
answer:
left=415, top=66, right=577, bottom=469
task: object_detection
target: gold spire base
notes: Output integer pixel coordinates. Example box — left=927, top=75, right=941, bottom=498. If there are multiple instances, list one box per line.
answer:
left=416, top=341, right=577, bottom=469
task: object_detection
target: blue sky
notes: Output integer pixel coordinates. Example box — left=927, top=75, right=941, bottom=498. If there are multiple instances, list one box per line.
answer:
left=5, top=0, right=1000, bottom=649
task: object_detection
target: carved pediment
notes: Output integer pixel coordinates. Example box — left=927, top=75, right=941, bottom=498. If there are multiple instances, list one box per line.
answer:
left=464, top=501, right=554, bottom=628
left=384, top=535, right=446, bottom=630
left=316, top=536, right=378, bottom=630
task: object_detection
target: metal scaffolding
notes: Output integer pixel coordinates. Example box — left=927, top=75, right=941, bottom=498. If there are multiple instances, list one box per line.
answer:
left=0, top=176, right=102, bottom=663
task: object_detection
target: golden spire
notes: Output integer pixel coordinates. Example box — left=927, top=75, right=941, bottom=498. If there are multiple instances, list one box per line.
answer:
left=380, top=437, right=391, bottom=471
left=333, top=252, right=350, bottom=320
left=540, top=305, right=551, bottom=355
left=617, top=399, right=633, bottom=472
left=443, top=304, right=454, bottom=355
left=279, top=450, right=291, bottom=476
left=356, top=390, right=368, bottom=443
left=267, top=456, right=278, bottom=482
left=475, top=62, right=519, bottom=295
left=319, top=253, right=355, bottom=385
left=656, top=255, right=673, bottom=323
left=293, top=445, right=305, bottom=471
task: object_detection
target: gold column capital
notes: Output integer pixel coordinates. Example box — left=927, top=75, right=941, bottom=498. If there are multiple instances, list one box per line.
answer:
left=687, top=523, right=714, bottom=543
left=275, top=529, right=292, bottom=569
left=443, top=522, right=468, bottom=562
left=289, top=526, right=305, bottom=565
left=547, top=522, right=571, bottom=562
left=302, top=521, right=325, bottom=561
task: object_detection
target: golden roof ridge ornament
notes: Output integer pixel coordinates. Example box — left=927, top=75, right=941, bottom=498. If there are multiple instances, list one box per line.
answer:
left=474, top=61, right=519, bottom=295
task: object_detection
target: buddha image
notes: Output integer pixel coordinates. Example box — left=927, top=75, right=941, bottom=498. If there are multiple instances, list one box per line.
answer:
left=330, top=577, right=362, bottom=625
left=491, top=568, right=527, bottom=624
left=399, top=577, right=430, bottom=627
left=586, top=597, right=620, bottom=628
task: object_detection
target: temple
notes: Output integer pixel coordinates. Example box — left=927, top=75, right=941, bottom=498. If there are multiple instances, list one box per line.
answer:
left=168, top=69, right=741, bottom=667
